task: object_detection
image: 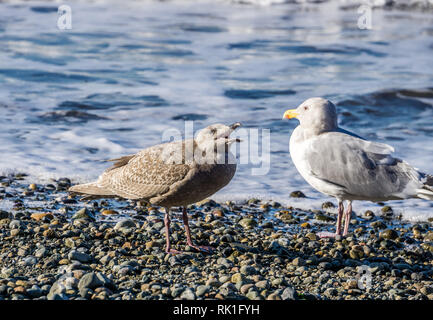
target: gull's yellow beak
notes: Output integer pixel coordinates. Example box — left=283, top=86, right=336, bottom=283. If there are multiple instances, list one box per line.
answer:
left=283, top=109, right=299, bottom=119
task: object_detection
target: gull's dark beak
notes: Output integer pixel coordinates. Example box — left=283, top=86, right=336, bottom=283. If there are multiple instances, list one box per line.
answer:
left=226, top=138, right=242, bottom=144
left=229, top=122, right=242, bottom=130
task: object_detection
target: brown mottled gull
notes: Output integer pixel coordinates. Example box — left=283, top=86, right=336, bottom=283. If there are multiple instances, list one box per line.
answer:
left=283, top=97, right=433, bottom=238
left=69, top=122, right=242, bottom=253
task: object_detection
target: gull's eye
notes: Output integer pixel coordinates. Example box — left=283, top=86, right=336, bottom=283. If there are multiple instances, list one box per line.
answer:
left=210, top=128, right=217, bottom=135
left=303, top=106, right=309, bottom=111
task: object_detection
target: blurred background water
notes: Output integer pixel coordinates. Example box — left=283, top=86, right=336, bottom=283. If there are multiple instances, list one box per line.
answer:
left=0, top=0, right=432, bottom=221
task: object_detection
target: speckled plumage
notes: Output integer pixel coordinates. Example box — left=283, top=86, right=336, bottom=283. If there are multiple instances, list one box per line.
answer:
left=69, top=125, right=238, bottom=208
left=71, top=123, right=241, bottom=253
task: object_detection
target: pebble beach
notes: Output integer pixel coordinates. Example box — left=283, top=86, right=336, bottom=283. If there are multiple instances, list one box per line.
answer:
left=1, top=173, right=432, bottom=301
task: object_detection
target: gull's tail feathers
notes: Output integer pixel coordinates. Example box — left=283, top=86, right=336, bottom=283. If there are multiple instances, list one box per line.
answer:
left=68, top=182, right=115, bottom=197
left=416, top=175, right=433, bottom=200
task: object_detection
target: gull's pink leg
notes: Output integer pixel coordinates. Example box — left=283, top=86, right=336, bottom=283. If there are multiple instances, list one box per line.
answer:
left=336, top=200, right=344, bottom=236
left=342, top=201, right=353, bottom=236
left=317, top=200, right=344, bottom=238
left=164, top=207, right=181, bottom=254
left=182, top=207, right=214, bottom=254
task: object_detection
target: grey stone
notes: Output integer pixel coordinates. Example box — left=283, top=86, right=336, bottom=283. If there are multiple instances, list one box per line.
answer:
left=394, top=263, right=412, bottom=270
left=0, top=285, right=7, bottom=295
left=27, top=285, right=43, bottom=298
left=152, top=222, right=164, bottom=230
left=22, top=256, right=37, bottom=266
left=95, top=272, right=115, bottom=289
left=292, top=257, right=306, bottom=266
left=79, top=287, right=92, bottom=298
left=281, top=286, right=297, bottom=300
left=114, top=219, right=136, bottom=231
left=196, top=285, right=210, bottom=297
left=100, top=254, right=112, bottom=265
left=171, top=285, right=185, bottom=298
left=256, top=280, right=269, bottom=289
left=78, top=272, right=103, bottom=290
left=216, top=257, right=233, bottom=269
left=8, top=220, right=22, bottom=229
left=1, top=267, right=17, bottom=278
left=72, top=208, right=94, bottom=220
left=68, top=250, right=92, bottom=263
left=47, top=280, right=67, bottom=300
left=240, top=265, right=257, bottom=275
left=324, top=288, right=338, bottom=298
left=180, top=288, right=195, bottom=300
left=318, top=262, right=333, bottom=270
left=246, top=290, right=259, bottom=300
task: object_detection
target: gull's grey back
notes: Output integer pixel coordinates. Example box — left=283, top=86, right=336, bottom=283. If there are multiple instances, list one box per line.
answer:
left=303, top=131, right=423, bottom=201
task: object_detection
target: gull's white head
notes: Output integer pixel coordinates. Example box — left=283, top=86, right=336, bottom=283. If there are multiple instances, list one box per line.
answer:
left=283, top=97, right=338, bottom=132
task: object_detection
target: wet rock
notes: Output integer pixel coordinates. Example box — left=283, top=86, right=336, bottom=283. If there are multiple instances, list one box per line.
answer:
left=371, top=221, right=387, bottom=229
left=30, top=213, right=54, bottom=221
left=364, top=210, right=375, bottom=219
left=239, top=218, right=257, bottom=229
left=306, top=233, right=317, bottom=241
left=300, top=222, right=310, bottom=228
left=321, top=202, right=335, bottom=210
left=315, top=213, right=335, bottom=222
left=380, top=229, right=399, bottom=240
left=195, top=199, right=217, bottom=207
left=72, top=208, right=94, bottom=220
left=0, top=210, right=9, bottom=219
left=247, top=198, right=260, bottom=205
left=424, top=231, right=433, bottom=241
left=114, top=219, right=136, bottom=231
left=101, top=209, right=118, bottom=216
left=381, top=206, right=393, bottom=218
left=290, top=191, right=306, bottom=198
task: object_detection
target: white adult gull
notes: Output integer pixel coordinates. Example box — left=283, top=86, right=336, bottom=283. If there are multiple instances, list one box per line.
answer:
left=283, top=97, right=433, bottom=238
